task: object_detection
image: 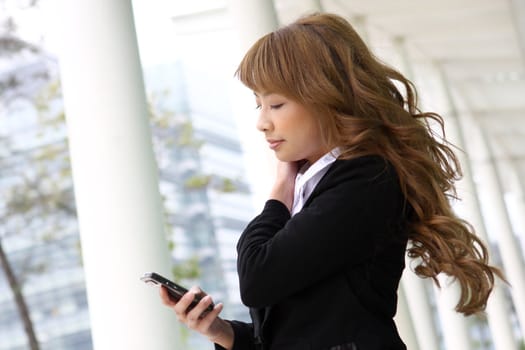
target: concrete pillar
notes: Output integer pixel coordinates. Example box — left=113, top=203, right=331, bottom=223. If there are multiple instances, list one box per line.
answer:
left=227, top=0, right=279, bottom=210
left=395, top=284, right=421, bottom=350
left=476, top=125, right=525, bottom=338
left=433, top=276, right=471, bottom=350
left=437, top=67, right=518, bottom=350
left=352, top=15, right=370, bottom=44
left=504, top=162, right=525, bottom=257
left=50, top=1, right=181, bottom=349
left=392, top=37, right=443, bottom=350
left=417, top=66, right=468, bottom=350
left=509, top=0, right=525, bottom=63
left=401, top=267, right=441, bottom=350
left=227, top=0, right=278, bottom=51
left=310, top=0, right=324, bottom=12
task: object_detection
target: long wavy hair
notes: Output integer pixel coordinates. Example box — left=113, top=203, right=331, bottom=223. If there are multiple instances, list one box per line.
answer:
left=235, top=12, right=505, bottom=316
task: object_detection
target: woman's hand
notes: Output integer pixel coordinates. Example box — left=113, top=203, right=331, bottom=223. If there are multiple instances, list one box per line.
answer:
left=159, top=286, right=234, bottom=349
left=269, top=160, right=304, bottom=212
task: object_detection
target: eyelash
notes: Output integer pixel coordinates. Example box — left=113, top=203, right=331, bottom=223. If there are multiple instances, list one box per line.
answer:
left=255, top=104, right=284, bottom=110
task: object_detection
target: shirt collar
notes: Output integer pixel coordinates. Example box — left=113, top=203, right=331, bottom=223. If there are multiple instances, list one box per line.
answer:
left=295, top=147, right=341, bottom=189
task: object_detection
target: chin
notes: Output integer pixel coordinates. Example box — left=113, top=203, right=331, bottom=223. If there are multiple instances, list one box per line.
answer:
left=275, top=154, right=302, bottom=162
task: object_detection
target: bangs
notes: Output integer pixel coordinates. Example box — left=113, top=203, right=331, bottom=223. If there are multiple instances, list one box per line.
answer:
left=235, top=32, right=299, bottom=99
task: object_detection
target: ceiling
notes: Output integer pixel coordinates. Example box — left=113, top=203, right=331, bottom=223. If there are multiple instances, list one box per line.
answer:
left=273, top=0, right=525, bottom=191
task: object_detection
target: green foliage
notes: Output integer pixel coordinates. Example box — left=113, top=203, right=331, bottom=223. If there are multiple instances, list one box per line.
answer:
left=3, top=81, right=74, bottom=226
left=219, top=177, right=237, bottom=193
left=177, top=121, right=204, bottom=148
left=184, top=174, right=239, bottom=192
left=1, top=3, right=51, bottom=348
left=171, top=256, right=201, bottom=282
left=1, top=67, right=240, bottom=345
left=184, top=174, right=212, bottom=189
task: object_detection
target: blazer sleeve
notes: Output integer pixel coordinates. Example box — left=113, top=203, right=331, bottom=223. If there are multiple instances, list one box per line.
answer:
left=214, top=321, right=256, bottom=350
left=236, top=156, right=406, bottom=308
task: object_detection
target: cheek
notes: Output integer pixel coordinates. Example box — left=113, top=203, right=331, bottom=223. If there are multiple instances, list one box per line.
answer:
left=306, top=121, right=323, bottom=141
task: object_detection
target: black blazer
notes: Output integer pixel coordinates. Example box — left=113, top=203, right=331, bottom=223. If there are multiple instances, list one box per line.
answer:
left=216, top=156, right=410, bottom=350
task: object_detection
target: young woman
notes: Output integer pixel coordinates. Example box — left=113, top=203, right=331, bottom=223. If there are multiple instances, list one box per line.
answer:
left=159, top=13, right=504, bottom=350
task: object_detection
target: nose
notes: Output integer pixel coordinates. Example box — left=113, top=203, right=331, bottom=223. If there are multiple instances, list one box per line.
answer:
left=256, top=109, right=272, bottom=132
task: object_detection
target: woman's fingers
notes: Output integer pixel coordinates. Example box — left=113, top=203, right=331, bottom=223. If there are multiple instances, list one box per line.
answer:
left=172, top=287, right=200, bottom=316
left=185, top=294, right=214, bottom=327
left=186, top=298, right=224, bottom=339
left=159, top=286, right=176, bottom=306
left=162, top=286, right=217, bottom=324
left=158, top=284, right=226, bottom=342
left=195, top=301, right=224, bottom=333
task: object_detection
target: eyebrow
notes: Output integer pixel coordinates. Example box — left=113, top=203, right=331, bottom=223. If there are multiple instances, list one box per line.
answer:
left=253, top=91, right=272, bottom=97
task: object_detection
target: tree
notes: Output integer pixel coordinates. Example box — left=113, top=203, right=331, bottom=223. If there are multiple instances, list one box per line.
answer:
left=1, top=77, right=236, bottom=348
left=148, top=90, right=242, bottom=285
left=0, top=1, right=51, bottom=349
left=1, top=5, right=239, bottom=348
left=1, top=78, right=74, bottom=350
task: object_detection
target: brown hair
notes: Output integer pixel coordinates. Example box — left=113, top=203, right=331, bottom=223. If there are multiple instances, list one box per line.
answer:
left=235, top=13, right=505, bottom=315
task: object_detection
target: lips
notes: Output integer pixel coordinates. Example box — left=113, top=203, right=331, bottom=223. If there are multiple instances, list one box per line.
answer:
left=267, top=139, right=284, bottom=150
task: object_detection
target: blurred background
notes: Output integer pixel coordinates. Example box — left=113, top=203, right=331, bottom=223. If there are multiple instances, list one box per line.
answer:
left=0, top=0, right=524, bottom=349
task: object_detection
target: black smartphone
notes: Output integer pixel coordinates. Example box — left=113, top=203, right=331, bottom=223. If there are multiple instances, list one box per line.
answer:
left=140, top=272, right=214, bottom=312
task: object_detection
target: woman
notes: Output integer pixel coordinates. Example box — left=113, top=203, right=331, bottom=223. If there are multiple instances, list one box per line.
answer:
left=159, top=13, right=504, bottom=350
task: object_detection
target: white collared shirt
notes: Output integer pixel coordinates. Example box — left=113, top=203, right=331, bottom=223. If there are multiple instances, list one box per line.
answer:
left=291, top=148, right=341, bottom=216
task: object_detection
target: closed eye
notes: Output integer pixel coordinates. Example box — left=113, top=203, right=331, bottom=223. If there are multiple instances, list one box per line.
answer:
left=255, top=103, right=283, bottom=110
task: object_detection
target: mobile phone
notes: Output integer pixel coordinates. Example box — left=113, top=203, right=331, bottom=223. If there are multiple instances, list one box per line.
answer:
left=140, top=272, right=214, bottom=312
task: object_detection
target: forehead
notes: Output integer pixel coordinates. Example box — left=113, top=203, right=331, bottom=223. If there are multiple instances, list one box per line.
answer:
left=253, top=91, right=287, bottom=99
left=253, top=91, right=269, bottom=97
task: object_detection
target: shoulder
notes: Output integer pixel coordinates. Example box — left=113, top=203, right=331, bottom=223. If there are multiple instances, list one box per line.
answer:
left=307, top=155, right=404, bottom=214
left=322, top=155, right=398, bottom=187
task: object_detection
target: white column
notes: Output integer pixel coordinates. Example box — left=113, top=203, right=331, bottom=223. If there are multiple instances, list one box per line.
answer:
left=227, top=0, right=279, bottom=210
left=505, top=165, right=525, bottom=256
left=392, top=37, right=442, bottom=350
left=227, top=0, right=278, bottom=51
left=486, top=280, right=518, bottom=350
left=401, top=267, right=441, bottom=350
left=309, top=0, right=324, bottom=12
left=351, top=15, right=370, bottom=44
left=476, top=125, right=525, bottom=337
left=417, top=65, right=469, bottom=350
left=509, top=0, right=525, bottom=62
left=437, top=67, right=518, bottom=350
left=394, top=285, right=421, bottom=350
left=49, top=1, right=181, bottom=349
left=433, top=277, right=471, bottom=350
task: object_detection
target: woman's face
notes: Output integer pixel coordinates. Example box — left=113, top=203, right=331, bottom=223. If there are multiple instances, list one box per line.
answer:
left=254, top=92, right=329, bottom=164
